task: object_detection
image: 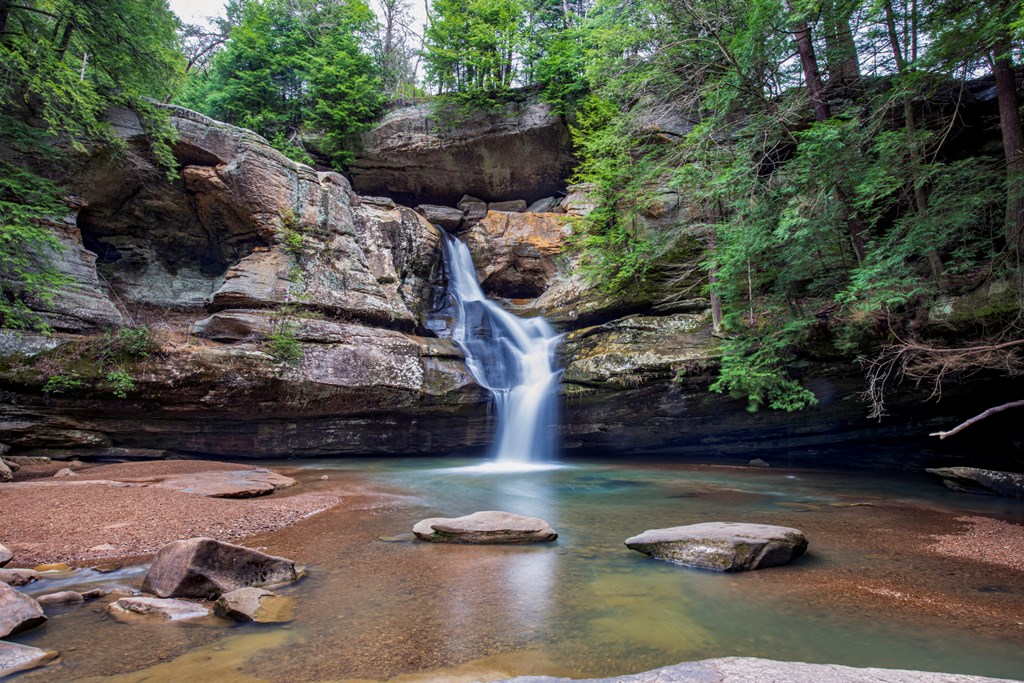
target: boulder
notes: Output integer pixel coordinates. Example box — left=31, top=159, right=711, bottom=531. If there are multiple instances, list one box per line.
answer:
left=0, top=569, right=39, bottom=586
left=457, top=195, right=489, bottom=231
left=213, top=587, right=293, bottom=623
left=36, top=591, right=85, bottom=607
left=0, top=543, right=11, bottom=568
left=0, top=582, right=47, bottom=637
left=152, top=469, right=297, bottom=499
left=413, top=511, right=558, bottom=544
left=3, top=456, right=51, bottom=466
left=463, top=211, right=573, bottom=299
left=748, top=458, right=770, bottom=468
left=925, top=467, right=1024, bottom=498
left=526, top=197, right=561, bottom=213
left=0, top=642, right=56, bottom=679
left=625, top=522, right=808, bottom=572
left=0, top=459, right=11, bottom=483
left=349, top=99, right=573, bottom=206
left=2, top=458, right=18, bottom=472
left=142, top=537, right=299, bottom=599
left=106, top=596, right=211, bottom=622
left=488, top=199, right=528, bottom=213
left=416, top=204, right=464, bottom=230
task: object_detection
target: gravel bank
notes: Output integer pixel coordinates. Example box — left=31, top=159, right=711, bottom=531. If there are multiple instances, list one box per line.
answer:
left=0, top=460, right=342, bottom=565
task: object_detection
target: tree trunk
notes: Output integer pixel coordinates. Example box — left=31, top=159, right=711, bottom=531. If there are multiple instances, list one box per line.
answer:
left=792, top=17, right=831, bottom=122
left=884, top=0, right=944, bottom=284
left=790, top=2, right=869, bottom=261
left=993, top=43, right=1024, bottom=264
left=823, top=0, right=859, bottom=87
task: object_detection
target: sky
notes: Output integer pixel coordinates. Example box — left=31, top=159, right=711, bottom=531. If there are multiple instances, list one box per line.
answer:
left=167, top=0, right=429, bottom=32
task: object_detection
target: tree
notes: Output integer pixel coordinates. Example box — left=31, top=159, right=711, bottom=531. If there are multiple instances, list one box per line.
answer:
left=178, top=0, right=383, bottom=166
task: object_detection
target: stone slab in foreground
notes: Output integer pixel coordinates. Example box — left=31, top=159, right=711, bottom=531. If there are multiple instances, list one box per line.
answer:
left=142, top=537, right=299, bottom=599
left=625, top=522, right=807, bottom=572
left=413, top=511, right=558, bottom=544
left=0, top=641, right=57, bottom=679
left=495, top=657, right=1019, bottom=682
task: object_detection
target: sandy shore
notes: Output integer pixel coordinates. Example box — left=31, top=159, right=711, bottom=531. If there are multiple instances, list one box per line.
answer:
left=1, top=459, right=345, bottom=566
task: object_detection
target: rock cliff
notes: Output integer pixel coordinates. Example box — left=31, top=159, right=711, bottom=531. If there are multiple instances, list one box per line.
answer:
left=0, top=104, right=1012, bottom=466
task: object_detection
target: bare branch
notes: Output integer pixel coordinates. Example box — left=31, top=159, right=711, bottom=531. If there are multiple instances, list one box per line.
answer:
left=930, top=400, right=1024, bottom=439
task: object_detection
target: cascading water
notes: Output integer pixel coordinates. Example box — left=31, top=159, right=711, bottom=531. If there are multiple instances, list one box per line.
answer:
left=439, top=231, right=562, bottom=467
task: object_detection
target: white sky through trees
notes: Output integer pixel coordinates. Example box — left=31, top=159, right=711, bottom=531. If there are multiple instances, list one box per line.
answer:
left=167, top=0, right=428, bottom=33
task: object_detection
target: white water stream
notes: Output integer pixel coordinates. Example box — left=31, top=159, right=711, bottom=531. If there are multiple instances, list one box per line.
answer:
left=440, top=232, right=562, bottom=469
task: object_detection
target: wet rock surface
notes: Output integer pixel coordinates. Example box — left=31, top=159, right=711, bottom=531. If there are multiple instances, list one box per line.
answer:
left=625, top=522, right=808, bottom=572
left=0, top=569, right=39, bottom=587
left=35, top=591, right=85, bottom=607
left=925, top=467, right=1024, bottom=498
left=496, top=657, right=1019, bottom=683
left=0, top=642, right=56, bottom=679
left=151, top=469, right=296, bottom=499
left=213, top=587, right=293, bottom=623
left=0, top=582, right=47, bottom=637
left=106, top=596, right=211, bottom=622
left=413, top=511, right=558, bottom=544
left=142, top=537, right=298, bottom=599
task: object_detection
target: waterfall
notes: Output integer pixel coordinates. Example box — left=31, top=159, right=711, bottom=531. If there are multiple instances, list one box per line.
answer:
left=440, top=231, right=561, bottom=466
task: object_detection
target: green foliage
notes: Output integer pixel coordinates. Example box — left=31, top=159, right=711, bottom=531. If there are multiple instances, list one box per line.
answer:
left=42, top=372, right=84, bottom=396
left=177, top=0, right=383, bottom=167
left=0, top=0, right=183, bottom=331
left=567, top=0, right=1018, bottom=411
left=266, top=317, right=304, bottom=364
left=105, top=368, right=136, bottom=399
left=112, top=326, right=156, bottom=358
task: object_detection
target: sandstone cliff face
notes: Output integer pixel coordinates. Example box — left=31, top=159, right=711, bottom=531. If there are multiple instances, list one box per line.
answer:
left=348, top=99, right=573, bottom=206
left=0, top=107, right=489, bottom=457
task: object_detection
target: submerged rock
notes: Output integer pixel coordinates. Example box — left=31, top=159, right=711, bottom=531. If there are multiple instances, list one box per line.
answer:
left=925, top=467, right=1024, bottom=498
left=142, top=537, right=299, bottom=599
left=0, top=568, right=39, bottom=586
left=494, top=657, right=1017, bottom=682
left=0, top=543, right=11, bottom=567
left=36, top=591, right=85, bottom=607
left=0, top=642, right=56, bottom=679
left=0, top=582, right=47, bottom=637
left=413, top=511, right=558, bottom=544
left=107, top=596, right=211, bottom=622
left=213, top=587, right=293, bottom=623
left=625, top=522, right=808, bottom=572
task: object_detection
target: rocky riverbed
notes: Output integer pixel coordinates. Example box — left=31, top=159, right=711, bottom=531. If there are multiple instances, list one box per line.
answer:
left=1, top=458, right=1023, bottom=681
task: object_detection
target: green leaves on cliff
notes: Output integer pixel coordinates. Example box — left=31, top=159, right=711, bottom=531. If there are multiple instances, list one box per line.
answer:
left=177, top=0, right=384, bottom=166
left=0, top=0, right=183, bottom=330
left=566, top=0, right=1020, bottom=411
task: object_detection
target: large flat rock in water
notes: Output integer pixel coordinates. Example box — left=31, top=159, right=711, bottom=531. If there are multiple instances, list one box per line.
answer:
left=495, top=657, right=1018, bottom=682
left=106, top=597, right=211, bottom=621
left=625, top=522, right=807, bottom=572
left=413, top=511, right=558, bottom=544
left=152, top=469, right=297, bottom=498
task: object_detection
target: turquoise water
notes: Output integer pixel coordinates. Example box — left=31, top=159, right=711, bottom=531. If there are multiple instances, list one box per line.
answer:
left=11, top=457, right=1024, bottom=682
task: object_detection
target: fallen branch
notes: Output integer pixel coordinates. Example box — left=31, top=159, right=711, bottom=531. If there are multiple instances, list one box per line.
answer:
left=930, top=400, right=1024, bottom=440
